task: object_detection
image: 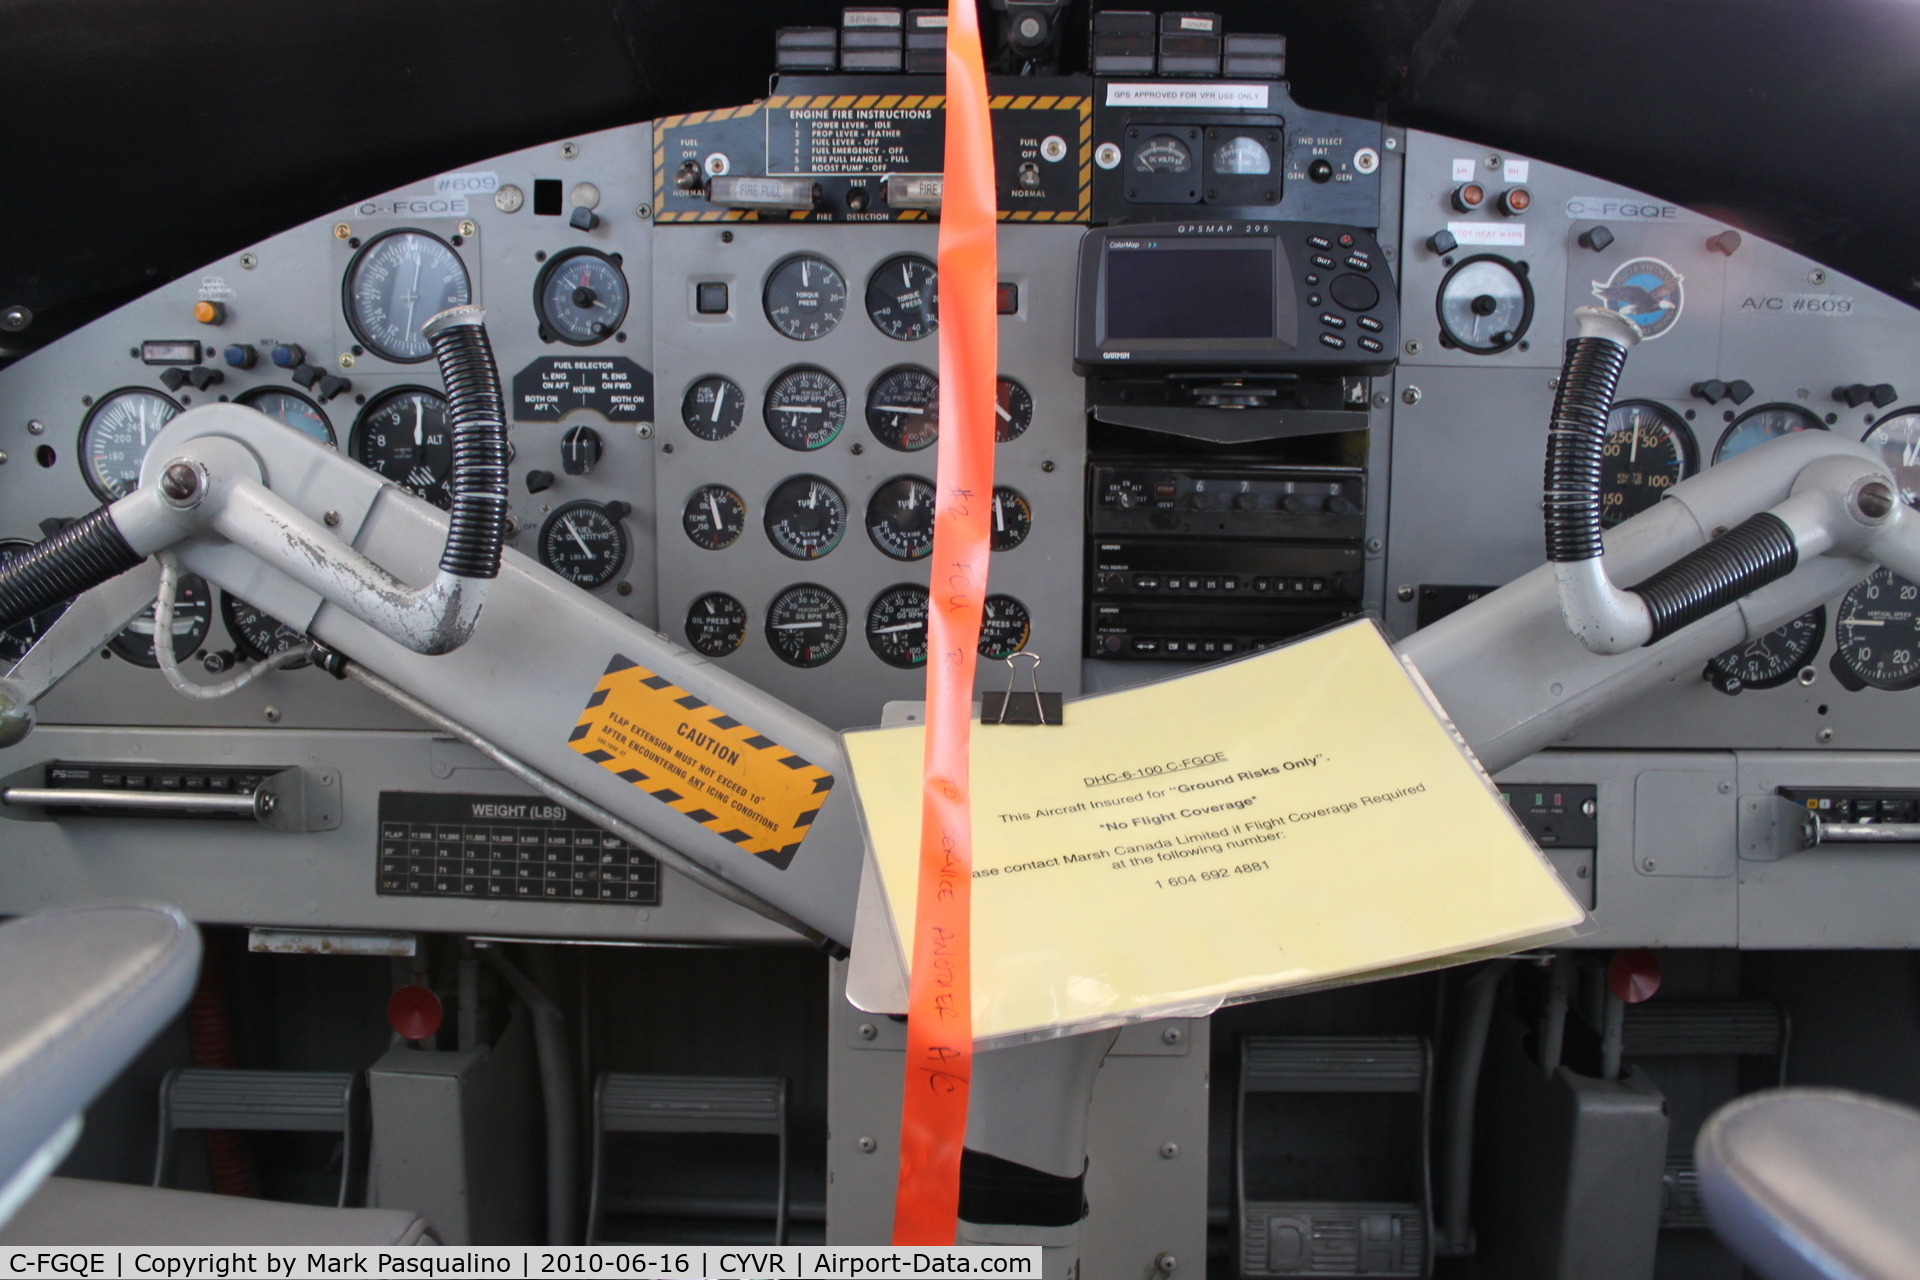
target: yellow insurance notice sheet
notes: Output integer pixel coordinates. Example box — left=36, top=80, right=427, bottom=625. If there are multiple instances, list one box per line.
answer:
left=842, top=619, right=1585, bottom=1043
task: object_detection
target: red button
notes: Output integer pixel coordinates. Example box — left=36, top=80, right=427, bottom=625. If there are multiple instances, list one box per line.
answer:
left=1607, top=949, right=1662, bottom=1004
left=387, top=984, right=444, bottom=1041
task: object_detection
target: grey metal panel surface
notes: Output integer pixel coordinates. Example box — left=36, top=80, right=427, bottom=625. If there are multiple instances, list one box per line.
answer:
left=651, top=222, right=1086, bottom=731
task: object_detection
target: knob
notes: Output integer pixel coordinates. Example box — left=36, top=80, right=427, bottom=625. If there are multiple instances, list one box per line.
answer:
left=1872, top=383, right=1899, bottom=408
left=1115, top=490, right=1136, bottom=509
left=1578, top=225, right=1615, bottom=253
left=1325, top=494, right=1353, bottom=515
left=1426, top=228, right=1458, bottom=256
left=1282, top=495, right=1307, bottom=514
left=271, top=343, right=306, bottom=369
left=192, top=300, right=227, bottom=325
left=571, top=286, right=597, bottom=309
left=561, top=425, right=604, bottom=476
left=223, top=344, right=258, bottom=369
left=186, top=366, right=224, bottom=391
left=202, top=650, right=236, bottom=674
left=525, top=469, right=556, bottom=494
left=1706, top=230, right=1742, bottom=256
left=1233, top=493, right=1259, bottom=511
left=1450, top=182, right=1486, bottom=212
left=1470, top=294, right=1498, bottom=316
left=1836, top=384, right=1872, bottom=408
left=317, top=374, right=352, bottom=402
left=1307, top=158, right=1334, bottom=184
left=1725, top=380, right=1754, bottom=405
left=569, top=205, right=600, bottom=231
left=1693, top=380, right=1729, bottom=405
left=603, top=500, right=632, bottom=522
left=159, top=367, right=190, bottom=391
left=291, top=364, right=323, bottom=389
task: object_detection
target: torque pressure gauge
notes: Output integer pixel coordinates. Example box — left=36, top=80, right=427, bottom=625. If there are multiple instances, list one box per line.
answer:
left=683, top=484, right=747, bottom=550
left=539, top=501, right=628, bottom=589
left=979, top=594, right=1032, bottom=660
left=79, top=388, right=181, bottom=500
left=351, top=387, right=453, bottom=506
left=866, top=476, right=935, bottom=560
left=236, top=387, right=335, bottom=447
left=1714, top=403, right=1824, bottom=464
left=995, top=377, right=1034, bottom=443
left=1705, top=609, right=1823, bottom=694
left=867, top=585, right=931, bottom=668
left=764, top=475, right=848, bottom=560
left=343, top=228, right=471, bottom=363
left=866, top=255, right=938, bottom=341
left=535, top=247, right=629, bottom=344
left=1600, top=401, right=1695, bottom=527
left=111, top=572, right=211, bottom=667
left=865, top=366, right=939, bottom=452
left=991, top=486, right=1033, bottom=551
left=766, top=584, right=848, bottom=667
left=764, top=368, right=847, bottom=451
left=685, top=592, right=748, bottom=657
left=0, top=540, right=70, bottom=662
left=1832, top=567, right=1920, bottom=691
left=1436, top=255, right=1533, bottom=354
left=764, top=255, right=847, bottom=340
left=682, top=376, right=745, bottom=441
left=222, top=594, right=309, bottom=666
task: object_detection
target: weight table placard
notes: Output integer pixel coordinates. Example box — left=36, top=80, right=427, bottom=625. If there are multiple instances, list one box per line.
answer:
left=376, top=792, right=660, bottom=905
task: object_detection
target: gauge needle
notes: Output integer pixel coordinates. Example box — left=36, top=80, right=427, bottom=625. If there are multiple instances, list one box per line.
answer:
left=773, top=621, right=823, bottom=630
left=564, top=516, right=592, bottom=557
left=876, top=404, right=925, bottom=415
left=994, top=497, right=1006, bottom=531
left=1848, top=619, right=1886, bottom=626
left=707, top=493, right=722, bottom=524
left=710, top=387, right=726, bottom=423
left=403, top=254, right=423, bottom=338
left=875, top=622, right=922, bottom=634
left=1630, top=427, right=1640, bottom=463
left=995, top=401, right=1012, bottom=422
left=802, top=260, right=811, bottom=288
left=782, top=405, right=823, bottom=414
left=1903, top=432, right=1919, bottom=469
left=413, top=400, right=423, bottom=447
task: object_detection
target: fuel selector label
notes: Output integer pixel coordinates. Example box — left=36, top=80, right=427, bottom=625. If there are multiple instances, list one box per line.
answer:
left=568, top=655, right=835, bottom=868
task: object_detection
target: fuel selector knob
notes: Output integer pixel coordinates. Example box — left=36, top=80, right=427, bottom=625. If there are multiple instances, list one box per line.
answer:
left=561, top=425, right=604, bottom=476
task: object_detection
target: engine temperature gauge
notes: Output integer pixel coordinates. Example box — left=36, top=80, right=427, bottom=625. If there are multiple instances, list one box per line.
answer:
left=866, top=366, right=939, bottom=452
left=765, top=475, right=848, bottom=560
left=991, top=486, right=1032, bottom=551
left=866, top=476, right=935, bottom=560
left=979, top=594, right=1032, bottom=660
left=535, top=248, right=629, bottom=345
left=683, top=485, right=747, bottom=550
left=1832, top=567, right=1920, bottom=691
left=1705, top=609, right=1824, bottom=694
left=685, top=592, right=748, bottom=657
left=539, top=501, right=628, bottom=589
left=766, top=584, right=848, bottom=668
left=1601, top=401, right=1695, bottom=527
left=1436, top=255, right=1533, bottom=355
left=866, top=585, right=930, bottom=668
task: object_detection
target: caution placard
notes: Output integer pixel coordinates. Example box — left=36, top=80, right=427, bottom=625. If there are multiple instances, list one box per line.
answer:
left=568, top=656, right=834, bottom=869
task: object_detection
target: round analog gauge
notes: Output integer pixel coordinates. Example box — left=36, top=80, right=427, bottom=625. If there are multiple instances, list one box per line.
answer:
left=1601, top=400, right=1696, bottom=527
left=236, top=387, right=335, bottom=447
left=764, top=368, right=848, bottom=451
left=221, top=593, right=308, bottom=667
left=1832, top=568, right=1920, bottom=691
left=683, top=484, right=747, bottom=550
left=342, top=228, right=472, bottom=363
left=1863, top=408, right=1920, bottom=507
left=535, top=247, right=628, bottom=344
left=1714, top=402, right=1825, bottom=464
left=1133, top=134, right=1193, bottom=173
left=682, top=376, right=745, bottom=441
left=866, top=476, right=935, bottom=560
left=685, top=592, right=748, bottom=657
left=766, top=584, right=848, bottom=668
left=763, top=255, right=847, bottom=341
left=867, top=584, right=930, bottom=668
left=995, top=377, right=1034, bottom=444
left=1436, top=254, right=1533, bottom=355
left=1705, top=609, right=1824, bottom=694
left=111, top=572, right=211, bottom=668
left=539, top=501, right=628, bottom=589
left=0, top=539, right=71, bottom=663
left=866, top=254, right=938, bottom=341
left=351, top=387, right=452, bottom=506
left=866, top=366, right=939, bottom=452
left=764, top=475, right=848, bottom=560
left=78, top=388, right=181, bottom=500
left=979, top=595, right=1032, bottom=660
left=991, top=486, right=1033, bottom=552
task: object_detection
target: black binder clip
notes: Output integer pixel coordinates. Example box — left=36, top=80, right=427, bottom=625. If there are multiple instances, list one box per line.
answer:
left=980, top=651, right=1062, bottom=726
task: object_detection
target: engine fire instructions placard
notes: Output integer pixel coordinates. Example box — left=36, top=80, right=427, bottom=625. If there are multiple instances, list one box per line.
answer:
left=843, top=619, right=1585, bottom=1041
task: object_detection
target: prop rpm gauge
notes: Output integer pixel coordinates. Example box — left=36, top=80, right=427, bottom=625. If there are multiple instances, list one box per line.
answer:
left=865, top=366, right=939, bottom=452
left=1832, top=567, right=1920, bottom=691
left=1436, top=254, right=1533, bottom=355
left=979, top=594, right=1032, bottom=660
left=351, top=387, right=452, bottom=507
left=995, top=377, right=1034, bottom=443
left=991, top=486, right=1033, bottom=551
left=1863, top=408, right=1920, bottom=507
left=539, top=501, right=628, bottom=589
left=1601, top=401, right=1695, bottom=527
left=111, top=572, right=211, bottom=668
left=764, top=475, right=848, bottom=560
left=343, top=228, right=471, bottom=363
left=1705, top=609, right=1824, bottom=694
left=222, top=594, right=309, bottom=666
left=866, top=585, right=930, bottom=669
left=685, top=592, right=748, bottom=657
left=1714, top=403, right=1824, bottom=464
left=866, top=476, right=935, bottom=560
left=535, top=248, right=629, bottom=345
left=0, top=540, right=70, bottom=662
left=763, top=254, right=847, bottom=340
left=683, top=484, right=747, bottom=550
left=236, top=387, right=335, bottom=446
left=866, top=254, right=938, bottom=340
left=764, top=368, right=847, bottom=451
left=79, top=388, right=181, bottom=500
left=681, top=376, right=744, bottom=441
left=766, top=584, right=848, bottom=668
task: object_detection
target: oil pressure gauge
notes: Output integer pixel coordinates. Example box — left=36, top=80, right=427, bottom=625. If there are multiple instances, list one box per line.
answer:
left=765, top=368, right=847, bottom=451
left=685, top=592, right=748, bottom=657
left=1705, top=609, right=1824, bottom=694
left=764, top=255, right=847, bottom=340
left=1601, top=401, right=1695, bottom=527
left=1436, top=255, right=1533, bottom=355
left=979, top=594, right=1032, bottom=660
left=535, top=248, right=629, bottom=345
left=867, top=585, right=930, bottom=668
left=683, top=484, right=747, bottom=550
left=991, top=486, right=1032, bottom=551
left=766, top=584, right=848, bottom=668
left=765, top=475, right=848, bottom=560
left=1832, top=567, right=1920, bottom=691
left=866, top=366, right=939, bottom=452
left=539, top=501, right=628, bottom=590
left=866, top=476, right=935, bottom=560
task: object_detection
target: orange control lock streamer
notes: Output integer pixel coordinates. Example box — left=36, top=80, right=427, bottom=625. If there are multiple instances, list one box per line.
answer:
left=891, top=0, right=998, bottom=1246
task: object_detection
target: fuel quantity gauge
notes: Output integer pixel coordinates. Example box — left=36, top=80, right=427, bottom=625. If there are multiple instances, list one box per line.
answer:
left=539, top=501, right=628, bottom=589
